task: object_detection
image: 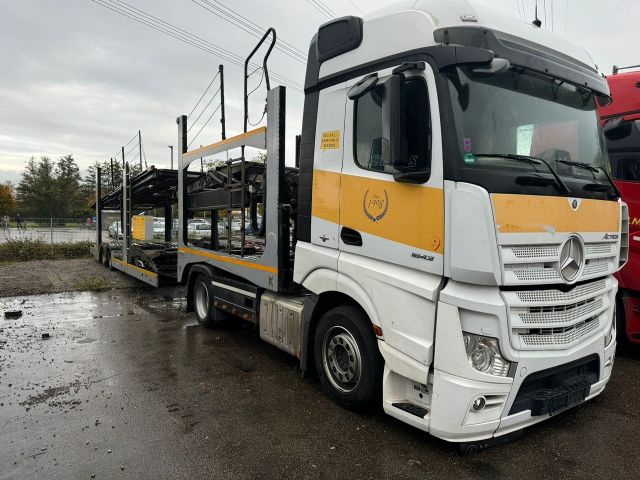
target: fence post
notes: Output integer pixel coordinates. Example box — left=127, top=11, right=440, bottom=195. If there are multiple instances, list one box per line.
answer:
left=50, top=217, right=53, bottom=244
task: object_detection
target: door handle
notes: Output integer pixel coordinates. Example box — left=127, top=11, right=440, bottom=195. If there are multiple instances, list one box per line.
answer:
left=341, top=227, right=362, bottom=246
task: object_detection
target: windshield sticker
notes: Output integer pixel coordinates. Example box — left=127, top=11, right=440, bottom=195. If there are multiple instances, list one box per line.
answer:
left=463, top=137, right=472, bottom=152
left=320, top=130, right=340, bottom=150
left=464, top=153, right=476, bottom=164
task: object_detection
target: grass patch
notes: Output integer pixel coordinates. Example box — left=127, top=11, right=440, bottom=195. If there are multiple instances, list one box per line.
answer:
left=73, top=277, right=108, bottom=291
left=0, top=239, right=92, bottom=263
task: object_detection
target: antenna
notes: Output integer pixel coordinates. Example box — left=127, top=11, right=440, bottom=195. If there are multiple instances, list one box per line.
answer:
left=533, top=1, right=542, bottom=27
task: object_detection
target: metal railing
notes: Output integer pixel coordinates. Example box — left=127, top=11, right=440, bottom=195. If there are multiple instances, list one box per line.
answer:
left=0, top=218, right=98, bottom=244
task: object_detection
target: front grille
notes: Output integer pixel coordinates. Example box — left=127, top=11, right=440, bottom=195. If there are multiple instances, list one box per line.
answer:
left=583, top=260, right=609, bottom=276
left=520, top=298, right=603, bottom=325
left=502, top=278, right=613, bottom=351
left=501, top=240, right=617, bottom=286
left=519, top=316, right=600, bottom=347
left=514, top=280, right=606, bottom=303
left=512, top=267, right=560, bottom=282
left=511, top=245, right=558, bottom=258
left=585, top=243, right=613, bottom=256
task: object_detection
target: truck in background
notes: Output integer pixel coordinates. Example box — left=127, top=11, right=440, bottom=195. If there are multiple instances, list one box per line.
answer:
left=599, top=66, right=640, bottom=344
left=92, top=0, right=628, bottom=449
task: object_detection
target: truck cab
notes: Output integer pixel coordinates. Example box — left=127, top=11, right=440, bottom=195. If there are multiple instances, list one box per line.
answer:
left=173, top=0, right=627, bottom=446
left=599, top=69, right=640, bottom=343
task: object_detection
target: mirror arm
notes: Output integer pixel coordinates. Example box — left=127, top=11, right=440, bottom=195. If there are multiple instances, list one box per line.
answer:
left=393, top=170, right=430, bottom=184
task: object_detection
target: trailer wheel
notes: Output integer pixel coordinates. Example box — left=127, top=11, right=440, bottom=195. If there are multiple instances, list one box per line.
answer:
left=314, top=305, right=383, bottom=411
left=105, top=248, right=113, bottom=270
left=193, top=274, right=219, bottom=328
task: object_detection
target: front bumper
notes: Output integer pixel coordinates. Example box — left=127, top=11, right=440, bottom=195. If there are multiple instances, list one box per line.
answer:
left=429, top=335, right=616, bottom=443
left=427, top=282, right=617, bottom=443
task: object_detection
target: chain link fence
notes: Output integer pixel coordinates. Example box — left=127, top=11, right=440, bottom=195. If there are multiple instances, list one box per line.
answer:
left=0, top=218, right=98, bottom=244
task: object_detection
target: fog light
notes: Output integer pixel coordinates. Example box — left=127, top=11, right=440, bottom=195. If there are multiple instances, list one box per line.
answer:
left=463, top=333, right=510, bottom=377
left=472, top=396, right=486, bottom=411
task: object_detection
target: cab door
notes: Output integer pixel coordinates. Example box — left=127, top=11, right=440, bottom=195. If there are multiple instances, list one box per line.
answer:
left=337, top=63, right=445, bottom=368
left=339, top=64, right=444, bottom=275
left=310, top=82, right=348, bottom=251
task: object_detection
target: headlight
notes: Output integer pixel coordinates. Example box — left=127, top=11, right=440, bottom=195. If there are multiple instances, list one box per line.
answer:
left=463, top=333, right=511, bottom=377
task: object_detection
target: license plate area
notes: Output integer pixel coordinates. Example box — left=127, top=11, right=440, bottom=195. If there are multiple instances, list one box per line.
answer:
left=509, top=355, right=599, bottom=417
left=548, top=385, right=588, bottom=416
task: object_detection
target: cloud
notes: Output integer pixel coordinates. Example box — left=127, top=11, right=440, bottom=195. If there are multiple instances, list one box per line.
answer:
left=0, top=0, right=637, bottom=185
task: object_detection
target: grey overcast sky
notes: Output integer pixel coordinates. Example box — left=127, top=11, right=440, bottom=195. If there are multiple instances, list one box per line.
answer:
left=0, top=0, right=637, bottom=184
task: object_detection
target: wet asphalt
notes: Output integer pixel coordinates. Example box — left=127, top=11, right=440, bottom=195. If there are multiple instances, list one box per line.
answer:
left=1, top=287, right=639, bottom=480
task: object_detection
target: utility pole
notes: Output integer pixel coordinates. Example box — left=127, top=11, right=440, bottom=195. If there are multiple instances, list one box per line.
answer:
left=121, top=146, right=125, bottom=172
left=219, top=64, right=226, bottom=140
left=168, top=145, right=174, bottom=170
left=110, top=157, right=114, bottom=190
left=138, top=130, right=143, bottom=170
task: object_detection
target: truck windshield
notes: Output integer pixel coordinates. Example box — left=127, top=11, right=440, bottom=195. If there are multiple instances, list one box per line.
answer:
left=444, top=66, right=615, bottom=199
left=605, top=119, right=640, bottom=182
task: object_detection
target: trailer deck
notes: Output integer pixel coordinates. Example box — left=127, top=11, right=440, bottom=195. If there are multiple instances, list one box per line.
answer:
left=91, top=166, right=192, bottom=287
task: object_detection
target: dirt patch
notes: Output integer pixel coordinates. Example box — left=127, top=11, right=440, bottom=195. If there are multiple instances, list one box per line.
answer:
left=0, top=258, right=146, bottom=297
left=19, top=381, right=81, bottom=407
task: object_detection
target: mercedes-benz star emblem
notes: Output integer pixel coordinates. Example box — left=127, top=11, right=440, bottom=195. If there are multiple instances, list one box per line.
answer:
left=558, top=236, right=585, bottom=283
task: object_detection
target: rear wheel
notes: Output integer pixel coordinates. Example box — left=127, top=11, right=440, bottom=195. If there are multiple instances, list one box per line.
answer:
left=105, top=248, right=113, bottom=270
left=314, top=305, right=383, bottom=411
left=192, top=274, right=228, bottom=328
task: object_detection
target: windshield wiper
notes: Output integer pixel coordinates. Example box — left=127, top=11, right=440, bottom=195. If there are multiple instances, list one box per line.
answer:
left=555, top=159, right=598, bottom=173
left=555, top=160, right=621, bottom=197
left=473, top=153, right=571, bottom=195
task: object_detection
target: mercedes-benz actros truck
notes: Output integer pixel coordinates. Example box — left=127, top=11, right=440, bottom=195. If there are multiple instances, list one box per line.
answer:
left=95, top=0, right=628, bottom=448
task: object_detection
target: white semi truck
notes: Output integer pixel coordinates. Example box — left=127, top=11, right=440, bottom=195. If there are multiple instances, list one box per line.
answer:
left=94, top=0, right=628, bottom=448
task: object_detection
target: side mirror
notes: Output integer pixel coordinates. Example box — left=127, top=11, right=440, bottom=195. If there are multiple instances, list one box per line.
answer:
left=380, top=75, right=404, bottom=168
left=604, top=117, right=632, bottom=140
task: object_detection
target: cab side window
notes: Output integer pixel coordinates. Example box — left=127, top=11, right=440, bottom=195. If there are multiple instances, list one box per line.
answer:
left=353, top=78, right=431, bottom=174
left=401, top=79, right=431, bottom=173
left=354, top=86, right=385, bottom=170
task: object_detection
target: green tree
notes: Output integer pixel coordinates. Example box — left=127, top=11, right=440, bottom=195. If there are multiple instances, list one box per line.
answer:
left=83, top=160, right=123, bottom=197
left=16, top=156, right=55, bottom=217
left=55, top=154, right=82, bottom=217
left=16, top=155, right=85, bottom=218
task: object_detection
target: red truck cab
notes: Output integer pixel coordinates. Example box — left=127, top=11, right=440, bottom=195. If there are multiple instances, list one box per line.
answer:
left=599, top=68, right=640, bottom=343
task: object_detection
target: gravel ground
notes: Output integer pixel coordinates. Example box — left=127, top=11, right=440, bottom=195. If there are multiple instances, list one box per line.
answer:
left=0, top=287, right=639, bottom=479
left=0, top=259, right=144, bottom=297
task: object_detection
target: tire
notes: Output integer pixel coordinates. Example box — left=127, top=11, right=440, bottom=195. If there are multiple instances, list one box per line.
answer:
left=105, top=248, right=113, bottom=270
left=192, top=274, right=225, bottom=328
left=313, top=305, right=383, bottom=411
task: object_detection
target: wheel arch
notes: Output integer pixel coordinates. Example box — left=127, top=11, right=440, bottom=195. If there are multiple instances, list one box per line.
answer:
left=300, top=271, right=381, bottom=376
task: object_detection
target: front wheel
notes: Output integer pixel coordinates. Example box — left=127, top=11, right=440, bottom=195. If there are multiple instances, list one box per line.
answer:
left=314, top=305, right=383, bottom=411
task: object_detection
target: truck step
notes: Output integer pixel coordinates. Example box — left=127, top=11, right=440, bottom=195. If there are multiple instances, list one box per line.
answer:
left=392, top=402, right=428, bottom=418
